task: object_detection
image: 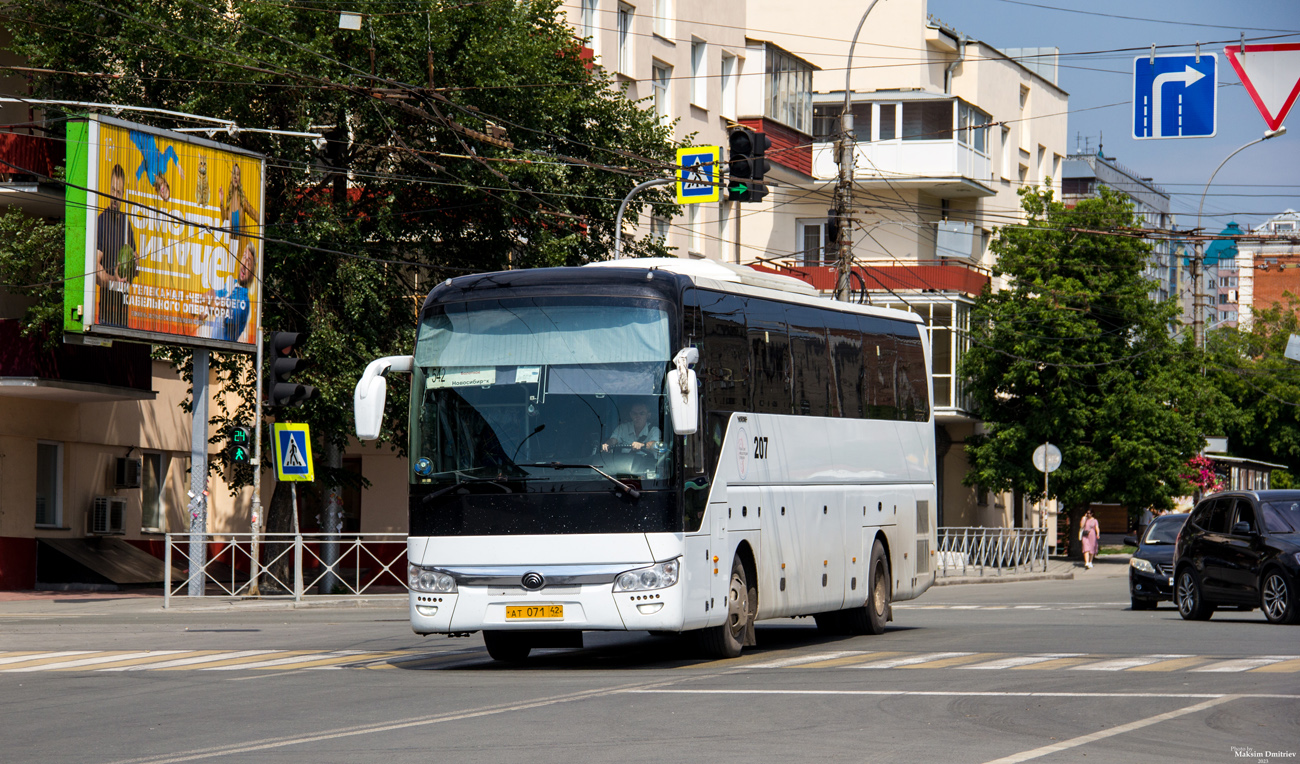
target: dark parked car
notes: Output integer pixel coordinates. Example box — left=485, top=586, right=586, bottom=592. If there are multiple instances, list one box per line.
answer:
left=1174, top=490, right=1300, bottom=624
left=1125, top=513, right=1187, bottom=610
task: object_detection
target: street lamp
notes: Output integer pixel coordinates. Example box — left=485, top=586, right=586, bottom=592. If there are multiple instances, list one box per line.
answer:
left=1192, top=126, right=1287, bottom=347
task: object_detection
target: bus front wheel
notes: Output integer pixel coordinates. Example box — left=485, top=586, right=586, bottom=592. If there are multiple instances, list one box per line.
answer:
left=699, top=556, right=752, bottom=658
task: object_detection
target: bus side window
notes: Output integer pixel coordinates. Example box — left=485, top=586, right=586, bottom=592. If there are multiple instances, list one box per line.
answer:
left=699, top=290, right=749, bottom=413
left=894, top=322, right=931, bottom=421
left=747, top=297, right=792, bottom=415
left=824, top=309, right=864, bottom=418
left=787, top=304, right=834, bottom=417
left=860, top=316, right=899, bottom=420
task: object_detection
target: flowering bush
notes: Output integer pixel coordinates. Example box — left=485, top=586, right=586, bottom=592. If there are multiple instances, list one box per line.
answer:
left=1181, top=454, right=1225, bottom=494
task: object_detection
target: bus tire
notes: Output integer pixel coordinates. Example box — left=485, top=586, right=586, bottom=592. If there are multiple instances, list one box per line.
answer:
left=482, top=631, right=532, bottom=662
left=699, top=556, right=751, bottom=658
left=840, top=540, right=891, bottom=635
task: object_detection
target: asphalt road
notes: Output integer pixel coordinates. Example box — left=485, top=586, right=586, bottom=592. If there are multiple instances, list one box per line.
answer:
left=2, top=562, right=1296, bottom=764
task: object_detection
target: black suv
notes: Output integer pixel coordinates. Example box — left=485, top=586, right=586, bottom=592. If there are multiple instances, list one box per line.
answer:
left=1174, top=490, right=1300, bottom=624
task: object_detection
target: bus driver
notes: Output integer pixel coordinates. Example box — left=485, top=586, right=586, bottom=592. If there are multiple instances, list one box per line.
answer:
left=601, top=403, right=661, bottom=453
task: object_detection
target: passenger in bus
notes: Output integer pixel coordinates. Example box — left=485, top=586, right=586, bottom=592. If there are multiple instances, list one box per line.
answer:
left=601, top=403, right=661, bottom=453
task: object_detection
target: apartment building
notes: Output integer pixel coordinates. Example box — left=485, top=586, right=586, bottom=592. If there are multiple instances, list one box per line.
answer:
left=1233, top=209, right=1300, bottom=329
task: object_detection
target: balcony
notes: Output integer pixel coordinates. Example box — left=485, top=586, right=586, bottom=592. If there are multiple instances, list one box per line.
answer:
left=0, top=132, right=64, bottom=218
left=752, top=259, right=990, bottom=296
left=811, top=94, right=995, bottom=199
left=0, top=320, right=155, bottom=402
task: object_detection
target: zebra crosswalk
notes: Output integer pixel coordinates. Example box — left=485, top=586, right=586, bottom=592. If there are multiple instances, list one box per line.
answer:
left=0, top=648, right=1297, bottom=674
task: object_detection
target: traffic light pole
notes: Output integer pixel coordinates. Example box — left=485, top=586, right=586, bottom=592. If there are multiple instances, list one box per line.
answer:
left=835, top=0, right=883, bottom=303
left=187, top=349, right=210, bottom=597
left=613, top=178, right=673, bottom=259
left=248, top=326, right=265, bottom=596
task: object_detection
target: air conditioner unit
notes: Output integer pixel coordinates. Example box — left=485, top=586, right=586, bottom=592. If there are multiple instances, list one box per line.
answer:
left=90, top=496, right=127, bottom=535
left=115, top=457, right=142, bottom=488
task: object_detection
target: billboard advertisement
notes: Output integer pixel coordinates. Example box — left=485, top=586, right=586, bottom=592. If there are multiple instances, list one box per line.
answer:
left=63, top=115, right=265, bottom=353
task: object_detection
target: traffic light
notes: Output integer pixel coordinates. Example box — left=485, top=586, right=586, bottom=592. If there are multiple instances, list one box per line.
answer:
left=230, top=426, right=252, bottom=464
left=727, top=130, right=771, bottom=203
left=268, top=331, right=318, bottom=408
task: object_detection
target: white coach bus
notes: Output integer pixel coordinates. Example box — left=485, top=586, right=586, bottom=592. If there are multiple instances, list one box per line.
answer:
left=354, top=258, right=937, bottom=661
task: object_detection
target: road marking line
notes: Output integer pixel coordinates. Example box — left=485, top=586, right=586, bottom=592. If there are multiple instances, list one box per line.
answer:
left=852, top=652, right=973, bottom=669
left=980, top=695, right=1239, bottom=764
left=0, top=651, right=56, bottom=665
left=1011, top=656, right=1094, bottom=671
left=1071, top=654, right=1192, bottom=671
left=1250, top=657, right=1300, bottom=673
left=0, top=651, right=96, bottom=670
left=373, top=651, right=493, bottom=670
left=903, top=652, right=1002, bottom=669
left=792, top=652, right=900, bottom=669
left=102, top=676, right=701, bottom=764
left=1126, top=656, right=1214, bottom=672
left=257, top=651, right=411, bottom=670
left=677, top=651, right=792, bottom=671
left=1191, top=656, right=1293, bottom=672
left=19, top=651, right=186, bottom=672
left=961, top=654, right=1084, bottom=670
left=624, top=689, right=1257, bottom=698
left=203, top=651, right=368, bottom=671
left=746, top=651, right=870, bottom=669
left=103, top=650, right=276, bottom=671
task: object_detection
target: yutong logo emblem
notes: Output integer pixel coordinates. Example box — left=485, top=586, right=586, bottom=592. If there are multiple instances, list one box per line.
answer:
left=521, top=572, right=545, bottom=590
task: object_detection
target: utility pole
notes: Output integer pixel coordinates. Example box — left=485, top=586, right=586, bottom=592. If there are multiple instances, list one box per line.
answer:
left=835, top=0, right=885, bottom=302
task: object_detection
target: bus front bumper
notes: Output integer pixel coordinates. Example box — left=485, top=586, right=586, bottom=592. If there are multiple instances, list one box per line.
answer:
left=410, top=583, right=684, bottom=635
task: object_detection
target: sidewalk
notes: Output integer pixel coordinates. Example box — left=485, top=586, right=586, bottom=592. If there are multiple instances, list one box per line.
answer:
left=932, top=553, right=1131, bottom=586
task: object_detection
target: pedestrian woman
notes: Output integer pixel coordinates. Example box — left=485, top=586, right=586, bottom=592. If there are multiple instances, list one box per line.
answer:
left=1079, top=509, right=1101, bottom=569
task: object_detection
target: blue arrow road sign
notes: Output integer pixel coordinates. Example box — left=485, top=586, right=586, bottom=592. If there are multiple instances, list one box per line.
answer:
left=1133, top=54, right=1217, bottom=139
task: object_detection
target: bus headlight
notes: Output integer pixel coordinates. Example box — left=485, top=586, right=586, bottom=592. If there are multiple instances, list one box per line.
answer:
left=1129, top=558, right=1156, bottom=575
left=614, top=559, right=680, bottom=592
left=408, top=564, right=457, bottom=593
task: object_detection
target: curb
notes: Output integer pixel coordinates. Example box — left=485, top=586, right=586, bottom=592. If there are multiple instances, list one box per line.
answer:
left=933, top=572, right=1075, bottom=586
left=162, top=596, right=407, bottom=612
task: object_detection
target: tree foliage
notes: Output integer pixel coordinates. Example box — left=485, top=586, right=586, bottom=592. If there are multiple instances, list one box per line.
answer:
left=959, top=187, right=1232, bottom=555
left=5, top=0, right=682, bottom=498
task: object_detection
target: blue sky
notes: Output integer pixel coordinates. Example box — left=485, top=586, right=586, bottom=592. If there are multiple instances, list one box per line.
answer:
left=928, top=0, right=1300, bottom=231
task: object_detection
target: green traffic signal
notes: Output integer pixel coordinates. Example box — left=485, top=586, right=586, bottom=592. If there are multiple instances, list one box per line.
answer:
left=231, top=426, right=252, bottom=463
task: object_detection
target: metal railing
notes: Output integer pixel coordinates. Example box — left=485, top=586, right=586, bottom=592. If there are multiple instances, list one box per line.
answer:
left=936, top=527, right=1049, bottom=577
left=163, top=533, right=408, bottom=607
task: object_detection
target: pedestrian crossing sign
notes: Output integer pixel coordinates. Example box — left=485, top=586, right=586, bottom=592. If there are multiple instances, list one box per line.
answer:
left=675, top=146, right=722, bottom=204
left=272, top=423, right=314, bottom=482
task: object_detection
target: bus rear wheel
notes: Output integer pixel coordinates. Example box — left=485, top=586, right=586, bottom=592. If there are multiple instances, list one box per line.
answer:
left=483, top=631, right=532, bottom=663
left=839, top=540, right=891, bottom=635
left=699, top=557, right=752, bottom=658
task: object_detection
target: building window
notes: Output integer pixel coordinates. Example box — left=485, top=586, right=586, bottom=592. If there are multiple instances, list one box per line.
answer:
left=690, top=39, right=707, bottom=107
left=580, top=0, right=598, bottom=47
left=687, top=204, right=702, bottom=255
left=1018, top=85, right=1030, bottom=151
left=765, top=46, right=812, bottom=133
left=720, top=52, right=737, bottom=120
left=878, top=103, right=897, bottom=140
left=36, top=441, right=62, bottom=527
left=141, top=452, right=166, bottom=531
left=902, top=101, right=953, bottom=141
left=652, top=0, right=671, bottom=38
left=957, top=101, right=988, bottom=152
left=617, top=3, right=634, bottom=75
left=652, top=61, right=671, bottom=118
left=650, top=214, right=669, bottom=243
left=796, top=218, right=830, bottom=266
left=1000, top=126, right=1011, bottom=179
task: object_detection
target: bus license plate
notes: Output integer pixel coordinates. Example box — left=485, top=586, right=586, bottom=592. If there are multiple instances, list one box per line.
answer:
left=506, top=604, right=563, bottom=620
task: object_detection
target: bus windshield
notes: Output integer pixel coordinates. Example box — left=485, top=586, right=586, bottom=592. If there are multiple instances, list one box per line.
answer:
left=410, top=296, right=674, bottom=491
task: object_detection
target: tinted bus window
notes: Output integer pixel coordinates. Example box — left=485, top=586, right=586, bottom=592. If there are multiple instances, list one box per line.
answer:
left=894, top=322, right=931, bottom=421
left=787, top=304, right=834, bottom=416
left=861, top=316, right=899, bottom=420
left=824, top=309, right=864, bottom=418
left=747, top=298, right=792, bottom=415
left=697, top=291, right=749, bottom=413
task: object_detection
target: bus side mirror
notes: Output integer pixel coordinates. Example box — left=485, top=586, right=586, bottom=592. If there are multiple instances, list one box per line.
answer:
left=667, top=347, right=699, bottom=435
left=354, top=355, right=414, bottom=440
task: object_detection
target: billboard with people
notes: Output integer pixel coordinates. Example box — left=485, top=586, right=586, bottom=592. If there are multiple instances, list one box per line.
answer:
left=63, top=115, right=265, bottom=352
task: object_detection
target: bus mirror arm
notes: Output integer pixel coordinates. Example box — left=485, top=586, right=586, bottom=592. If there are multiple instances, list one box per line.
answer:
left=354, top=355, right=414, bottom=441
left=668, top=347, right=699, bottom=435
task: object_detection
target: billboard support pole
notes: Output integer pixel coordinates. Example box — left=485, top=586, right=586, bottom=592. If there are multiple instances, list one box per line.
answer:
left=248, top=326, right=264, bottom=596
left=187, top=349, right=210, bottom=597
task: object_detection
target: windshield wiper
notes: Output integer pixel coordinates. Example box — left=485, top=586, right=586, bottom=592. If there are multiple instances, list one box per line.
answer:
left=532, top=462, right=641, bottom=499
left=420, top=474, right=517, bottom=503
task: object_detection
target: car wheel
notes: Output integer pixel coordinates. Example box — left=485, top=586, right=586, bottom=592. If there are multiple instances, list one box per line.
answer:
left=1176, top=567, right=1214, bottom=621
left=1261, top=568, right=1300, bottom=625
left=1131, top=596, right=1156, bottom=611
left=482, top=631, right=532, bottom=662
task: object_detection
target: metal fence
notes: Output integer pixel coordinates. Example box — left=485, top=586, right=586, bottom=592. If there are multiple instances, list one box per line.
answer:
left=936, top=527, right=1049, bottom=577
left=163, top=533, right=408, bottom=607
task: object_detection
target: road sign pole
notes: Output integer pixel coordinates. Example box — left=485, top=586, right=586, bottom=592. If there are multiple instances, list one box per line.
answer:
left=249, top=325, right=264, bottom=597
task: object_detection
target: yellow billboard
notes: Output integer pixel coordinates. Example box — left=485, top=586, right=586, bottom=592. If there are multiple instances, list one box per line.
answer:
left=64, top=115, right=265, bottom=352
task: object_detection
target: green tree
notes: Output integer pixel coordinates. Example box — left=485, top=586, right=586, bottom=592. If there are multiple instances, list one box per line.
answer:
left=1206, top=295, right=1300, bottom=473
left=959, top=187, right=1231, bottom=557
left=4, top=0, right=681, bottom=582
